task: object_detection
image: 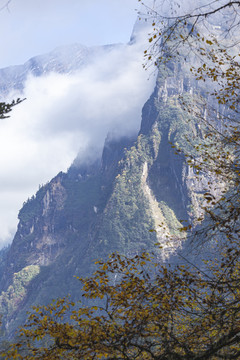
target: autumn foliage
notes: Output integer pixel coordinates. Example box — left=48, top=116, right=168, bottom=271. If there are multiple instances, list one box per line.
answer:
left=2, top=240, right=239, bottom=360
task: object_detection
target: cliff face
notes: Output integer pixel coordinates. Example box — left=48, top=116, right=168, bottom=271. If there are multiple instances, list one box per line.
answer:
left=0, top=59, right=213, bottom=337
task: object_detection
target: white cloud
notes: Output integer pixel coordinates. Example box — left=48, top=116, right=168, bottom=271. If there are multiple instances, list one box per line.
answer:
left=0, top=23, right=156, bottom=247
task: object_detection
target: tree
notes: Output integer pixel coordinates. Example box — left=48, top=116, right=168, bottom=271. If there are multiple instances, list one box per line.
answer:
left=0, top=99, right=23, bottom=119
left=3, top=248, right=240, bottom=359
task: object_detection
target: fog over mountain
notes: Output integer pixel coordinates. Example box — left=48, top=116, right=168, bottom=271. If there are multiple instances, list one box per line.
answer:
left=0, top=19, right=156, bottom=247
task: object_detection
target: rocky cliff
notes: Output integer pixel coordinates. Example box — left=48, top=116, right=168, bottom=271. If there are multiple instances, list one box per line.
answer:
left=0, top=54, right=214, bottom=338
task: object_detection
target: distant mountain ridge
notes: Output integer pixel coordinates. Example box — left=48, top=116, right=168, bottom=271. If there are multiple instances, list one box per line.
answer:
left=0, top=17, right=153, bottom=99
left=0, top=42, right=122, bottom=97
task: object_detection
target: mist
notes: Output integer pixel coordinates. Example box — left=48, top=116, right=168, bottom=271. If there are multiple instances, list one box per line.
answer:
left=0, top=21, right=156, bottom=247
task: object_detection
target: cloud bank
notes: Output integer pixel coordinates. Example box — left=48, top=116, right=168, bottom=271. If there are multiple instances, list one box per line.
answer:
left=0, top=21, right=156, bottom=247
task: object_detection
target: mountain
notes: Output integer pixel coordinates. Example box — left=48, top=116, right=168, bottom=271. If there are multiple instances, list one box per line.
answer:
left=0, top=17, right=152, bottom=99
left=0, top=43, right=122, bottom=98
left=0, top=27, right=217, bottom=338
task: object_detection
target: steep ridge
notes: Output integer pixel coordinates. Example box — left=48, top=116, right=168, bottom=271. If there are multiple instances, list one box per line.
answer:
left=0, top=136, right=136, bottom=335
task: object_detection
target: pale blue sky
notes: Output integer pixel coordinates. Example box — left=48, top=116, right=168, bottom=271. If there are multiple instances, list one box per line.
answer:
left=0, top=0, right=148, bottom=68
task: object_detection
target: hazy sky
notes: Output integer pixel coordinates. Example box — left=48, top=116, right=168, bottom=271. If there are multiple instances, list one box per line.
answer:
left=0, top=0, right=156, bottom=247
left=0, top=0, right=147, bottom=68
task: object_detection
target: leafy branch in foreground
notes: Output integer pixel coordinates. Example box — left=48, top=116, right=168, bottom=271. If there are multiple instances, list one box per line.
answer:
left=139, top=0, right=240, bottom=69
left=0, top=98, right=24, bottom=119
left=3, top=246, right=240, bottom=359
